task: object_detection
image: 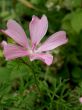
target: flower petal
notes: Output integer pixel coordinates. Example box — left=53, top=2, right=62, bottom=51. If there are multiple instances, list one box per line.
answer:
left=29, top=53, right=53, bottom=65
left=1, top=19, right=29, bottom=48
left=29, top=15, right=48, bottom=46
left=79, top=97, right=82, bottom=103
left=36, top=31, right=68, bottom=52
left=2, top=41, right=29, bottom=60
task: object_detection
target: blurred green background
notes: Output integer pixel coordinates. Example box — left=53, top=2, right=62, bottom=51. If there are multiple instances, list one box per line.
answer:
left=0, top=0, right=82, bottom=110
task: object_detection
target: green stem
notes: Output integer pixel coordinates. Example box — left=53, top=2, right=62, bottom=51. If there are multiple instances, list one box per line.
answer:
left=20, top=59, right=40, bottom=92
left=2, top=0, right=6, bottom=12
left=33, top=70, right=40, bottom=92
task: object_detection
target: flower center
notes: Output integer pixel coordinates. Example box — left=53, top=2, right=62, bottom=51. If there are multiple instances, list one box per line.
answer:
left=28, top=49, right=34, bottom=54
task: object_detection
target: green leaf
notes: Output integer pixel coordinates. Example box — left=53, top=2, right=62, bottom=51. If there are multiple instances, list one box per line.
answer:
left=64, top=0, right=82, bottom=9
left=0, top=67, right=11, bottom=82
left=10, top=64, right=28, bottom=80
left=71, top=10, right=82, bottom=33
left=72, top=67, right=82, bottom=82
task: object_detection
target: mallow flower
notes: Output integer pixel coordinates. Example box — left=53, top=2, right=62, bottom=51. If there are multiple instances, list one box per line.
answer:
left=79, top=97, right=82, bottom=103
left=1, top=15, right=68, bottom=65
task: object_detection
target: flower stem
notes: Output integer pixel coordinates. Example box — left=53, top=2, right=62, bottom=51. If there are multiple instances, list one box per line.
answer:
left=33, top=70, right=40, bottom=92
left=20, top=59, right=40, bottom=92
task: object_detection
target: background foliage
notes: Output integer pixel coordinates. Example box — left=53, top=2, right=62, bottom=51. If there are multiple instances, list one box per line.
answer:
left=0, top=0, right=82, bottom=110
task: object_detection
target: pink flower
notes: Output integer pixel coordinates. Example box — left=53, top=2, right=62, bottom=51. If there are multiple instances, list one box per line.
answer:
left=79, top=97, right=82, bottom=103
left=1, top=15, right=68, bottom=65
